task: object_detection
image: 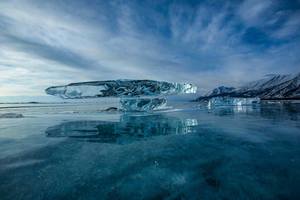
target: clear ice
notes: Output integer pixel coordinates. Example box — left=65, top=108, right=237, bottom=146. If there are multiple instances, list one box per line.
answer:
left=120, top=98, right=167, bottom=112
left=45, top=79, right=197, bottom=99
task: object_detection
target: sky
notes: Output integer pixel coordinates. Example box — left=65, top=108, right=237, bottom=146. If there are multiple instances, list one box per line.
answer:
left=0, top=0, right=300, bottom=97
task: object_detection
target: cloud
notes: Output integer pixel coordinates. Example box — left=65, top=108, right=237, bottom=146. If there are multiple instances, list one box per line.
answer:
left=272, top=12, right=300, bottom=39
left=238, top=0, right=273, bottom=26
left=0, top=0, right=299, bottom=96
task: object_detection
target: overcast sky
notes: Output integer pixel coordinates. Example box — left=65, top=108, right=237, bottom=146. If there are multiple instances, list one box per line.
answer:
left=0, top=0, right=299, bottom=96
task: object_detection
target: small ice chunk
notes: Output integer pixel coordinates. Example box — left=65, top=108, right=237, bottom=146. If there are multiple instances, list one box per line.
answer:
left=120, top=98, right=167, bottom=112
left=0, top=113, right=24, bottom=118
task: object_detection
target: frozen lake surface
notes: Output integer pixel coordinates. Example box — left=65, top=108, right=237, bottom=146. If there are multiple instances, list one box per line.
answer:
left=0, top=100, right=300, bottom=199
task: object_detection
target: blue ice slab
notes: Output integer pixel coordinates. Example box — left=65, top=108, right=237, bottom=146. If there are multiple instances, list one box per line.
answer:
left=45, top=79, right=197, bottom=99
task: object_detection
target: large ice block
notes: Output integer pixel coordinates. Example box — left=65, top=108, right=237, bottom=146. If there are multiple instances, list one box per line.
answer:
left=45, top=79, right=197, bottom=99
left=208, top=97, right=260, bottom=107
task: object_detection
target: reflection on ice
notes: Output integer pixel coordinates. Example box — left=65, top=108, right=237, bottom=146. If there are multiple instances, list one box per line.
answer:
left=222, top=104, right=259, bottom=114
left=259, top=102, right=300, bottom=121
left=207, top=101, right=300, bottom=121
left=46, top=114, right=198, bottom=143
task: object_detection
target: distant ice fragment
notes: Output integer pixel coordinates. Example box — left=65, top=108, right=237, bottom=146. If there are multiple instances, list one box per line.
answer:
left=208, top=97, right=260, bottom=107
left=0, top=113, right=24, bottom=118
left=45, top=79, right=197, bottom=99
left=120, top=98, right=167, bottom=112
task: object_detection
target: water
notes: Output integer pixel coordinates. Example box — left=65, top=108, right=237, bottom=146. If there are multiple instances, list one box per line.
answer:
left=0, top=100, right=300, bottom=199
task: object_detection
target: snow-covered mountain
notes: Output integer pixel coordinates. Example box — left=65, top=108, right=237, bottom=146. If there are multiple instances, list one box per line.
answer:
left=196, top=73, right=300, bottom=101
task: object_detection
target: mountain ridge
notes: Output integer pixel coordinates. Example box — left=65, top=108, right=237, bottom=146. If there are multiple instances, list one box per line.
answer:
left=196, top=73, right=300, bottom=101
